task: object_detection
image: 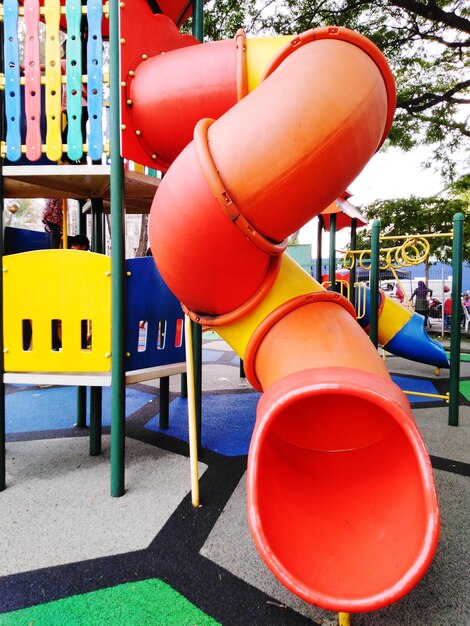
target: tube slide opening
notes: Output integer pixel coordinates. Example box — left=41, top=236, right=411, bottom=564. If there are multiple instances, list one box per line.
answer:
left=247, top=369, right=440, bottom=612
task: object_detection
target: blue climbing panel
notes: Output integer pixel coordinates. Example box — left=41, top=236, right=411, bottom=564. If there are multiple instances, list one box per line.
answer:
left=4, top=0, right=22, bottom=162
left=65, top=0, right=84, bottom=160
left=86, top=0, right=103, bottom=160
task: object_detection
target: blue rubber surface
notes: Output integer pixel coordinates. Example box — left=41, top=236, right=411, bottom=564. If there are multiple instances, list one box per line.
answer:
left=391, top=375, right=442, bottom=403
left=145, top=393, right=260, bottom=456
left=6, top=386, right=154, bottom=433
left=143, top=377, right=443, bottom=456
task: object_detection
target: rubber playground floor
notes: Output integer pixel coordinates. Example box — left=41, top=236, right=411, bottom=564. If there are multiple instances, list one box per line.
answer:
left=0, top=336, right=469, bottom=626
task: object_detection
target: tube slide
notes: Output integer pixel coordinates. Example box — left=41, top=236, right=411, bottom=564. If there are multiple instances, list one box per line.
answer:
left=122, top=13, right=440, bottom=613
left=322, top=271, right=448, bottom=368
left=356, top=284, right=449, bottom=368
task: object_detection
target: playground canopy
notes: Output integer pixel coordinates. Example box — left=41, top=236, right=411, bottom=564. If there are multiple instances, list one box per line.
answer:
left=321, top=190, right=367, bottom=231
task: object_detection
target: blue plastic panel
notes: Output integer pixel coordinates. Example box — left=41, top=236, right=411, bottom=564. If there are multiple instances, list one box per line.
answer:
left=4, top=227, right=51, bottom=254
left=125, top=257, right=186, bottom=371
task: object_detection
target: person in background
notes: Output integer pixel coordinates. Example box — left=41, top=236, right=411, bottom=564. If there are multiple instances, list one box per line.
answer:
left=69, top=234, right=90, bottom=250
left=411, top=280, right=433, bottom=328
left=462, top=292, right=470, bottom=312
left=444, top=296, right=452, bottom=329
left=395, top=283, right=405, bottom=303
left=42, top=198, right=63, bottom=248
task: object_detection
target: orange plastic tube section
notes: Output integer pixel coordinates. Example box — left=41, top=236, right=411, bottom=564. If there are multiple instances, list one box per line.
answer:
left=150, top=30, right=392, bottom=317
left=243, top=295, right=439, bottom=611
left=206, top=37, right=389, bottom=241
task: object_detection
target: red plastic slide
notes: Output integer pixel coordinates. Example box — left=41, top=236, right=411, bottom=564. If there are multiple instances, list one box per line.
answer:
left=120, top=7, right=439, bottom=613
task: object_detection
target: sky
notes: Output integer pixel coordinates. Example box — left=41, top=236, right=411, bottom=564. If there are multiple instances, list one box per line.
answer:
left=298, top=146, right=448, bottom=254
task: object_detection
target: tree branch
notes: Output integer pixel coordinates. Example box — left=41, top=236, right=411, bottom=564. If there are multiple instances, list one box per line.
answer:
left=399, top=79, right=470, bottom=113
left=403, top=110, right=470, bottom=137
left=423, top=33, right=470, bottom=48
left=391, top=0, right=470, bottom=34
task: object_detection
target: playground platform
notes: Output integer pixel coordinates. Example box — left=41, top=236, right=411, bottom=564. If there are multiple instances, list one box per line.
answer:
left=0, top=335, right=468, bottom=626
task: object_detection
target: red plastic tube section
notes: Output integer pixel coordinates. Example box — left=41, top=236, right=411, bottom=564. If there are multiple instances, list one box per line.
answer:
left=129, top=39, right=239, bottom=169
left=248, top=366, right=439, bottom=612
left=244, top=295, right=440, bottom=612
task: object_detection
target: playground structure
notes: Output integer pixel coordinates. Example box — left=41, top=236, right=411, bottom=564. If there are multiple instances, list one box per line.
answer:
left=1, top=0, right=465, bottom=620
left=118, top=2, right=442, bottom=614
left=317, top=195, right=450, bottom=368
left=316, top=194, right=464, bottom=419
left=0, top=1, right=192, bottom=493
left=341, top=225, right=464, bottom=423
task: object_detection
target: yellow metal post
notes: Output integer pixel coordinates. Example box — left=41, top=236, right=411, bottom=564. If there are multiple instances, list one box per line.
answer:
left=185, top=315, right=200, bottom=508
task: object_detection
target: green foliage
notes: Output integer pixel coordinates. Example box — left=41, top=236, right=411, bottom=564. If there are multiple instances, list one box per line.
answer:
left=203, top=0, right=470, bottom=176
left=354, top=189, right=470, bottom=264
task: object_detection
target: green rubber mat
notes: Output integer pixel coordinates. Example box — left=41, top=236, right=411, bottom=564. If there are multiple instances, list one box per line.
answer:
left=446, top=352, right=470, bottom=362
left=460, top=380, right=470, bottom=401
left=0, top=578, right=220, bottom=626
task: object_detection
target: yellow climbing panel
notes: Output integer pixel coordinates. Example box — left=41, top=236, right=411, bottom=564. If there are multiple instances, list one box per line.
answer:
left=44, top=0, right=63, bottom=161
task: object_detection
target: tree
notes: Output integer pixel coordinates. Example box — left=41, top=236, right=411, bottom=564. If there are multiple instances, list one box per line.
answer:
left=352, top=183, right=470, bottom=283
left=135, top=214, right=150, bottom=257
left=202, top=1, right=469, bottom=177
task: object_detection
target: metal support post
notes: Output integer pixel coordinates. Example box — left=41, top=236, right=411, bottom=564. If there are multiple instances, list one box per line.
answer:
left=449, top=213, right=464, bottom=426
left=159, top=377, right=170, bottom=429
left=75, top=386, right=87, bottom=428
left=90, top=387, right=102, bottom=455
left=369, top=219, right=380, bottom=348
left=316, top=215, right=323, bottom=283
left=109, top=0, right=126, bottom=496
left=349, top=218, right=357, bottom=306
left=328, top=213, right=337, bottom=290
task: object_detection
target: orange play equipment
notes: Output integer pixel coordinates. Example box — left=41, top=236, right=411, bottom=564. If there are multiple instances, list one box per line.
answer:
left=121, top=8, right=439, bottom=613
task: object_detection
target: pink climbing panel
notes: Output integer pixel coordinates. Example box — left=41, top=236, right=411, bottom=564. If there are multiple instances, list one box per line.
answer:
left=24, top=0, right=42, bottom=161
